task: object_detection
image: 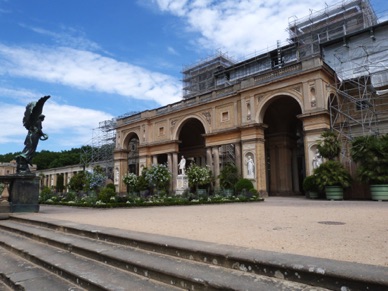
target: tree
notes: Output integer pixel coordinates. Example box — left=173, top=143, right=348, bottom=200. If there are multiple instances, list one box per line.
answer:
left=68, top=171, right=90, bottom=192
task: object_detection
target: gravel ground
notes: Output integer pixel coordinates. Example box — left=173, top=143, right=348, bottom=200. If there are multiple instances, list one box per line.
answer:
left=15, top=197, right=388, bottom=267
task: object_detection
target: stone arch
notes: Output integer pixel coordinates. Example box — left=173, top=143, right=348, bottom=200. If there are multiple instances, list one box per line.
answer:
left=172, top=114, right=209, bottom=140
left=260, top=94, right=305, bottom=196
left=120, top=129, right=141, bottom=150
left=175, top=116, right=207, bottom=167
left=123, top=132, right=140, bottom=175
left=257, top=92, right=303, bottom=123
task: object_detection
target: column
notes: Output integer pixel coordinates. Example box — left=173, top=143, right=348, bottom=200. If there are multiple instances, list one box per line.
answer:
left=235, top=142, right=242, bottom=176
left=292, top=148, right=300, bottom=193
left=212, top=146, right=220, bottom=189
left=167, top=153, right=173, bottom=191
left=152, top=155, right=158, bottom=165
left=172, top=153, right=178, bottom=191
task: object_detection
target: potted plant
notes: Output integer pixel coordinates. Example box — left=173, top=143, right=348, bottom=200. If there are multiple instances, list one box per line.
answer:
left=314, top=130, right=351, bottom=200
left=186, top=164, right=212, bottom=197
left=351, top=134, right=388, bottom=201
left=218, top=163, right=239, bottom=197
left=122, top=172, right=138, bottom=194
left=145, top=164, right=172, bottom=194
left=314, top=160, right=351, bottom=200
left=317, top=130, right=340, bottom=160
left=302, top=175, right=319, bottom=199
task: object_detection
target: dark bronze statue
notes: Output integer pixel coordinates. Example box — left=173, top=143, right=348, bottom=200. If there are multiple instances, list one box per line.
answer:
left=16, top=96, right=50, bottom=173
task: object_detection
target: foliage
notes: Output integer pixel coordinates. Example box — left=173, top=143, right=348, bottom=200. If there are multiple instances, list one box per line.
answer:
left=302, top=175, right=319, bottom=192
left=186, top=164, right=212, bottom=189
left=106, top=183, right=116, bottom=191
left=235, top=178, right=254, bottom=193
left=123, top=172, right=138, bottom=192
left=135, top=168, right=149, bottom=191
left=317, top=130, right=341, bottom=160
left=218, top=163, right=239, bottom=189
left=68, top=171, right=90, bottom=192
left=351, top=134, right=388, bottom=184
left=0, top=152, right=20, bottom=163
left=89, top=171, right=107, bottom=191
left=61, top=191, right=76, bottom=202
left=145, top=164, right=171, bottom=191
left=39, top=186, right=53, bottom=202
left=313, top=160, right=351, bottom=189
left=98, top=186, right=116, bottom=203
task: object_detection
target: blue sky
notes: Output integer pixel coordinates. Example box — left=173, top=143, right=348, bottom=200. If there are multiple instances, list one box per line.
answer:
left=0, top=0, right=387, bottom=155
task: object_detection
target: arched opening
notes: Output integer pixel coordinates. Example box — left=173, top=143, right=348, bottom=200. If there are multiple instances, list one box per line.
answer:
left=127, top=134, right=139, bottom=175
left=263, top=96, right=304, bottom=196
left=178, top=118, right=206, bottom=167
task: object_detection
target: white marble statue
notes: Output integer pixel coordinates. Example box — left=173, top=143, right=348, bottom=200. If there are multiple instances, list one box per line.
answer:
left=179, top=155, right=186, bottom=175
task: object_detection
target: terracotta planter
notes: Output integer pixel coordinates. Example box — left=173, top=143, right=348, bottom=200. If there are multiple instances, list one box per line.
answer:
left=325, top=186, right=343, bottom=200
left=370, top=184, right=388, bottom=201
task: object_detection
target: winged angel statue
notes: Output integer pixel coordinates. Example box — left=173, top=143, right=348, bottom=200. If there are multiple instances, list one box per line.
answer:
left=16, top=96, right=50, bottom=173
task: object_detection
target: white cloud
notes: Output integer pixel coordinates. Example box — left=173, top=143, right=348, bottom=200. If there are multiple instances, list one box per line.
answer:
left=20, top=24, right=103, bottom=52
left=0, top=44, right=182, bottom=106
left=154, top=0, right=339, bottom=58
left=0, top=99, right=114, bottom=152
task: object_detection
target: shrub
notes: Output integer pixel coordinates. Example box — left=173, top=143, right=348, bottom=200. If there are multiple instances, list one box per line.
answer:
left=317, top=130, right=340, bottom=160
left=145, top=164, right=171, bottom=192
left=40, top=186, right=53, bottom=202
left=351, top=134, right=388, bottom=184
left=106, top=183, right=116, bottom=191
left=302, top=175, right=319, bottom=192
left=235, top=178, right=254, bottom=194
left=123, top=172, right=138, bottom=192
left=314, top=160, right=352, bottom=189
left=186, top=164, right=212, bottom=190
left=69, top=171, right=90, bottom=192
left=219, top=163, right=239, bottom=189
left=98, top=186, right=116, bottom=203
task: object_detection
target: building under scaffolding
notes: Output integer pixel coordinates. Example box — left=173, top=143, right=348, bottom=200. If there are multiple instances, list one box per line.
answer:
left=180, top=0, right=387, bottom=171
left=288, top=0, right=377, bottom=59
left=182, top=0, right=379, bottom=100
left=80, top=119, right=116, bottom=179
left=290, top=0, right=388, bottom=168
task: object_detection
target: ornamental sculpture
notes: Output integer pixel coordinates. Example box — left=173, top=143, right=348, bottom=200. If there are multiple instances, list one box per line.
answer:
left=16, top=96, right=50, bottom=173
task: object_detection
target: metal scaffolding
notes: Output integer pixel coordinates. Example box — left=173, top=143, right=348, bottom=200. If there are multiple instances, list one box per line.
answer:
left=182, top=52, right=235, bottom=98
left=80, top=119, right=116, bottom=179
left=288, top=0, right=377, bottom=59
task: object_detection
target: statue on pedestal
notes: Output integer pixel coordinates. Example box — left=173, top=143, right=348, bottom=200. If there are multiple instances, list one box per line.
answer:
left=178, top=155, right=186, bottom=175
left=16, top=96, right=50, bottom=173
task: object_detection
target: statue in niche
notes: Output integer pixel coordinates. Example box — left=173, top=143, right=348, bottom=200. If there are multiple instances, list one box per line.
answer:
left=16, top=96, right=50, bottom=173
left=246, top=154, right=255, bottom=177
left=312, top=149, right=323, bottom=169
left=178, top=155, right=186, bottom=175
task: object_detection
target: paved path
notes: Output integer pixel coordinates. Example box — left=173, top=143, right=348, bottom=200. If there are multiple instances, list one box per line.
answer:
left=13, top=197, right=388, bottom=267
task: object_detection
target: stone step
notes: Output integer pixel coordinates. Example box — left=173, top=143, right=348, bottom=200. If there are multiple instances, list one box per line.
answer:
left=0, top=246, right=86, bottom=291
left=1, top=216, right=387, bottom=290
left=0, top=230, right=180, bottom=291
left=0, top=219, right=321, bottom=291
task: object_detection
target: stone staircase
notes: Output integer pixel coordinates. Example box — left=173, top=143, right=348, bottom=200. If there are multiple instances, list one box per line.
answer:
left=0, top=216, right=387, bottom=291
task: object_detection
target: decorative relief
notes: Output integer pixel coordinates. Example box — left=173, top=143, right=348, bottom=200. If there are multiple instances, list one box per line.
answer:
left=202, top=111, right=211, bottom=124
left=255, top=94, right=264, bottom=102
left=142, top=125, right=146, bottom=142
left=310, top=86, right=317, bottom=107
left=292, top=85, right=301, bottom=93
left=170, top=119, right=177, bottom=130
left=246, top=101, right=251, bottom=121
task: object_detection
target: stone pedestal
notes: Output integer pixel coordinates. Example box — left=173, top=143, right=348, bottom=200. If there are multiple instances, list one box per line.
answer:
left=0, top=180, right=10, bottom=219
left=175, top=175, right=189, bottom=195
left=9, top=175, right=40, bottom=213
